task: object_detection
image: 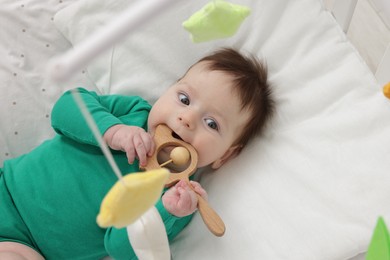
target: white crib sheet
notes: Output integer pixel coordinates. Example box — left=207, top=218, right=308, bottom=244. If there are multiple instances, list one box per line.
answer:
left=0, top=0, right=97, bottom=166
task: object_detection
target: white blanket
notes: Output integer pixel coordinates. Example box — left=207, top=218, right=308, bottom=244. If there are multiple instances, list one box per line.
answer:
left=18, top=0, right=390, bottom=259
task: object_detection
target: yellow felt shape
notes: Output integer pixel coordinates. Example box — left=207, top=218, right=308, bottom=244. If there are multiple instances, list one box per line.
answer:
left=97, top=168, right=170, bottom=228
left=183, top=0, right=251, bottom=43
left=383, top=82, right=390, bottom=99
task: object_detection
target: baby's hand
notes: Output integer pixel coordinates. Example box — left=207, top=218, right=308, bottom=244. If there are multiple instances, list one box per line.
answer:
left=104, top=124, right=155, bottom=167
left=162, top=180, right=208, bottom=217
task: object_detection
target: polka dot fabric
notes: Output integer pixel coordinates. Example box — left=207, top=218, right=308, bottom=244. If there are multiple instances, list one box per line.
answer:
left=0, top=0, right=96, bottom=166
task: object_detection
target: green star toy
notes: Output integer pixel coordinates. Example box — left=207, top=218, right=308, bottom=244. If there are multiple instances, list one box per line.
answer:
left=183, top=0, right=251, bottom=43
left=366, top=217, right=390, bottom=260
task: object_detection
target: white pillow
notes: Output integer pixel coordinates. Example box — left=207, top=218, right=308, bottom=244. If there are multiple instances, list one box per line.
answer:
left=54, top=0, right=390, bottom=259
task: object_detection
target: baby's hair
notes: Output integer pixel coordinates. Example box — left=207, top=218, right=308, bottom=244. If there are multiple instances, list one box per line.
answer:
left=197, top=47, right=274, bottom=152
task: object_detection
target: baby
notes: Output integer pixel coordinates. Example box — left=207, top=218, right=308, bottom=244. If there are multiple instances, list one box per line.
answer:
left=0, top=48, right=274, bottom=259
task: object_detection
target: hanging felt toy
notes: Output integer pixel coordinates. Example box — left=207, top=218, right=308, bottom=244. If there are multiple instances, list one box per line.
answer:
left=183, top=0, right=251, bottom=43
left=97, top=168, right=169, bottom=228
left=383, top=82, right=390, bottom=99
left=366, top=217, right=390, bottom=260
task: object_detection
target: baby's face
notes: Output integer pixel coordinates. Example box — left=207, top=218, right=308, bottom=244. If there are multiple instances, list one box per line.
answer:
left=148, top=61, right=250, bottom=168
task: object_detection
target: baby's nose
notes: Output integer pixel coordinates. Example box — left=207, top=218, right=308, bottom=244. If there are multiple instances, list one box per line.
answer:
left=178, top=116, right=191, bottom=128
left=178, top=110, right=196, bottom=129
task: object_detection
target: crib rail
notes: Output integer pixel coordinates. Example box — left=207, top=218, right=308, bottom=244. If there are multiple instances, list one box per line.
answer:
left=326, top=0, right=390, bottom=85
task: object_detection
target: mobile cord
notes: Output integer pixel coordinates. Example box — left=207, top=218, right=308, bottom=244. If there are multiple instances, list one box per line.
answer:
left=71, top=89, right=125, bottom=184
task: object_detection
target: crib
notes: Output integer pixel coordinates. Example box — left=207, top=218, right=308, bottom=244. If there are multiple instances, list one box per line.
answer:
left=1, top=0, right=389, bottom=259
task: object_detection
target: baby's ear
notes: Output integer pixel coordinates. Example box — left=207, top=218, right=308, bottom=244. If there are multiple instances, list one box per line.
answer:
left=211, top=145, right=242, bottom=169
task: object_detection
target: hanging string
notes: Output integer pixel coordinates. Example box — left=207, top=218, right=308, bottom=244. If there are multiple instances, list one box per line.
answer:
left=71, top=89, right=125, bottom=184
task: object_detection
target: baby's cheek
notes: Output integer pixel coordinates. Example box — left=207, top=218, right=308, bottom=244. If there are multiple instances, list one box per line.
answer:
left=196, top=149, right=216, bottom=167
left=192, top=138, right=222, bottom=167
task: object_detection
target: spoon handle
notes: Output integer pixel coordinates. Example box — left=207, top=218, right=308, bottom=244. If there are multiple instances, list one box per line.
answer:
left=196, top=194, right=226, bottom=237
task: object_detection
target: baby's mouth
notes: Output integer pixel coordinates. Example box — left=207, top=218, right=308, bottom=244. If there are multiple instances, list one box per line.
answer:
left=172, top=131, right=183, bottom=141
left=159, top=131, right=184, bottom=157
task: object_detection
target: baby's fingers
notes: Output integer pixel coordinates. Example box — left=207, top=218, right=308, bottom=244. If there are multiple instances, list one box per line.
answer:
left=126, top=145, right=136, bottom=165
left=190, top=181, right=208, bottom=201
left=133, top=132, right=155, bottom=167
left=133, top=134, right=148, bottom=167
left=177, top=186, right=198, bottom=212
left=140, top=132, right=155, bottom=157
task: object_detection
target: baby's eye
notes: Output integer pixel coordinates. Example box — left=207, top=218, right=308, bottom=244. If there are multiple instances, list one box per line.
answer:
left=179, top=93, right=190, bottom=105
left=205, top=118, right=219, bottom=131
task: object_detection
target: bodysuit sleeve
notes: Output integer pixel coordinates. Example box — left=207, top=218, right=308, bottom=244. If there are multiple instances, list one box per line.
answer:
left=104, top=199, right=193, bottom=259
left=51, top=88, right=151, bottom=146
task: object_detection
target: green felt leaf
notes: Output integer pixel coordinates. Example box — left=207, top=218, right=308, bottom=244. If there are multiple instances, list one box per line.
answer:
left=366, top=217, right=390, bottom=260
left=183, top=0, right=250, bottom=43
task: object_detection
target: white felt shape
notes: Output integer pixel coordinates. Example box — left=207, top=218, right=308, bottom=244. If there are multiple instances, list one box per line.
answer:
left=127, top=207, right=170, bottom=260
left=54, top=0, right=390, bottom=259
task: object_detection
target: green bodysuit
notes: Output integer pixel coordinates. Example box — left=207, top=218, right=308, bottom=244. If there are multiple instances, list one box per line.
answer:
left=0, top=88, right=192, bottom=259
